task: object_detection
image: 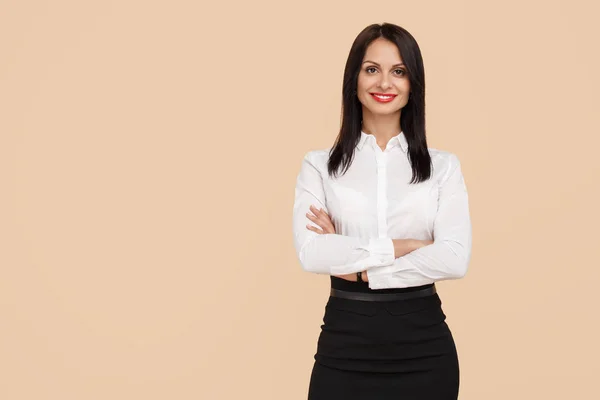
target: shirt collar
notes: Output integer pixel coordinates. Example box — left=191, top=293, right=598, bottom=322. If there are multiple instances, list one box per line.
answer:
left=357, top=130, right=408, bottom=152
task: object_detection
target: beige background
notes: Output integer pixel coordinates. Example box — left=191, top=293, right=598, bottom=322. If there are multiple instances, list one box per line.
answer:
left=1, top=0, right=599, bottom=399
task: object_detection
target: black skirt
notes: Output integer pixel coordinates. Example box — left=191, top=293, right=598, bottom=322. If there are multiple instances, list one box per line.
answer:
left=308, top=276, right=459, bottom=400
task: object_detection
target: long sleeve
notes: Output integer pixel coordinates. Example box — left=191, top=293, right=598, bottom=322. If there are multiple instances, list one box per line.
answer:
left=292, top=151, right=395, bottom=275
left=367, top=154, right=472, bottom=289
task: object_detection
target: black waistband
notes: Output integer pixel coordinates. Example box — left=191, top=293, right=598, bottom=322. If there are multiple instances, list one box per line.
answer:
left=330, top=285, right=436, bottom=301
left=330, top=276, right=434, bottom=294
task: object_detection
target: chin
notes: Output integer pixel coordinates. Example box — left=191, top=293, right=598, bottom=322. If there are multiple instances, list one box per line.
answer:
left=365, top=105, right=403, bottom=116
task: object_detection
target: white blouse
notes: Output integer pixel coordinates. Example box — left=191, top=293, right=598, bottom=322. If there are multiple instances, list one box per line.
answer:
left=292, top=130, right=472, bottom=289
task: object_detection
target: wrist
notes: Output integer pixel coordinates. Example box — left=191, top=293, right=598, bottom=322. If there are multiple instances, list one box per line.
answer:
left=392, top=239, right=417, bottom=258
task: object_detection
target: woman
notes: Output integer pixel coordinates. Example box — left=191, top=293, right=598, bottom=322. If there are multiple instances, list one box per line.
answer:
left=292, top=23, right=472, bottom=399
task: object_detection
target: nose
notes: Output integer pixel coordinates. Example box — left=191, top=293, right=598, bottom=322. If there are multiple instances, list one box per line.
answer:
left=378, top=77, right=391, bottom=90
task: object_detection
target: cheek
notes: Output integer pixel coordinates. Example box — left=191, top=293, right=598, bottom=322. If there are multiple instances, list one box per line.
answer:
left=356, top=84, right=368, bottom=104
left=399, top=79, right=411, bottom=93
left=357, top=76, right=375, bottom=103
left=357, top=72, right=375, bottom=91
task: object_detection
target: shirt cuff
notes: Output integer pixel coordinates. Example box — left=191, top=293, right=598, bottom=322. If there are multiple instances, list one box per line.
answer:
left=366, top=257, right=430, bottom=289
left=367, top=266, right=393, bottom=289
left=361, top=237, right=395, bottom=266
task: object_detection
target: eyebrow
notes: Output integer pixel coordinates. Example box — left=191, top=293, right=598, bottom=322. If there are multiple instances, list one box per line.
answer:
left=362, top=61, right=405, bottom=67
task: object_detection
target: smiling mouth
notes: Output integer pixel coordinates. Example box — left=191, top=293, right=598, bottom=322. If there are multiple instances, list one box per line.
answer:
left=370, top=93, right=397, bottom=102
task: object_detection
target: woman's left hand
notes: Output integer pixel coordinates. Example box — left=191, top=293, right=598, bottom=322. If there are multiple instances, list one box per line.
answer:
left=306, top=205, right=335, bottom=234
left=306, top=205, right=366, bottom=282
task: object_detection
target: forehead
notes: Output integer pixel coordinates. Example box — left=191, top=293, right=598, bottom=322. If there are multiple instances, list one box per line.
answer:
left=363, top=38, right=403, bottom=64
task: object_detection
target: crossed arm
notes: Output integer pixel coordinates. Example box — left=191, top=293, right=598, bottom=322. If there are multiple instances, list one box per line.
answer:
left=305, top=205, right=432, bottom=282
left=292, top=151, right=471, bottom=289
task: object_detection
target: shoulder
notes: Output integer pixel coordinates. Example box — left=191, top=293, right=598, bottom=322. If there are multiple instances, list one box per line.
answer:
left=301, top=148, right=331, bottom=169
left=427, top=147, right=464, bottom=183
left=428, top=147, right=461, bottom=165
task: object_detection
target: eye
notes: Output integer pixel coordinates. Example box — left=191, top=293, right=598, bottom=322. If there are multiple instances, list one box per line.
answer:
left=394, top=69, right=406, bottom=76
left=366, top=67, right=377, bottom=73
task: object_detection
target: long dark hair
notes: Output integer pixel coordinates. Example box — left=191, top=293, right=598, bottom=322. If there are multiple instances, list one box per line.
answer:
left=327, top=23, right=432, bottom=184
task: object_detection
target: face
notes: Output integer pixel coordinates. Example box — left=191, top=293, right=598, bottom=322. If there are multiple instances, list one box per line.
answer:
left=357, top=38, right=411, bottom=117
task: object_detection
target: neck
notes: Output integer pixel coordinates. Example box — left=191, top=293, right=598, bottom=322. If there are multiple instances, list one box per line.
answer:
left=361, top=110, right=401, bottom=144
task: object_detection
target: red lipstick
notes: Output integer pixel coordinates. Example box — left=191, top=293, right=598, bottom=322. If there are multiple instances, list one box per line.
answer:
left=370, top=93, right=397, bottom=103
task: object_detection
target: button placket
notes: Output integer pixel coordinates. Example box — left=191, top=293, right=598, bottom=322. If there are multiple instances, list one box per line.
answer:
left=376, top=151, right=388, bottom=239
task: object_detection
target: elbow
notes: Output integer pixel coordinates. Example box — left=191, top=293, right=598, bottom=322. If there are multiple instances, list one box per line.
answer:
left=299, top=257, right=327, bottom=275
left=449, top=250, right=471, bottom=279
left=450, top=261, right=468, bottom=279
left=442, top=241, right=471, bottom=279
left=299, top=258, right=318, bottom=273
left=297, top=244, right=323, bottom=274
left=295, top=233, right=330, bottom=274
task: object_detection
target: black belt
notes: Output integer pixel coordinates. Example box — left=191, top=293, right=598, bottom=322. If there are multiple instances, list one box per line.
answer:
left=330, top=285, right=436, bottom=302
